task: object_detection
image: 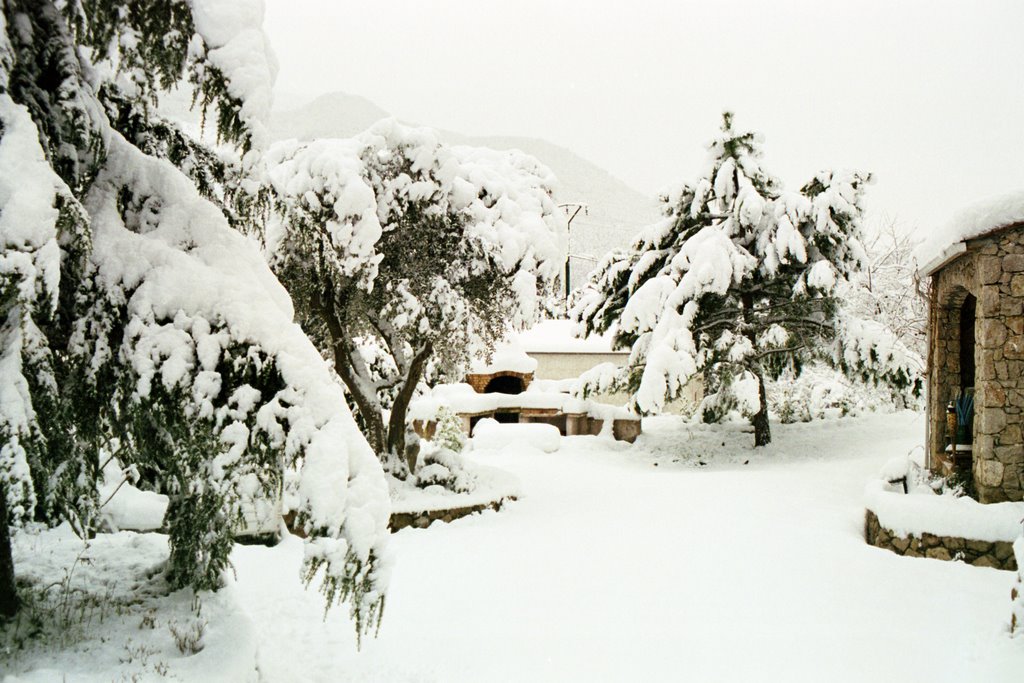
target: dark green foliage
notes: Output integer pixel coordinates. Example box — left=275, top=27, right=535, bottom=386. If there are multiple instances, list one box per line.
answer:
left=0, top=482, right=16, bottom=620
left=1, top=1, right=380, bottom=622
left=75, top=0, right=252, bottom=151
left=99, top=85, right=270, bottom=233
left=5, top=0, right=107, bottom=193
left=303, top=544, right=384, bottom=649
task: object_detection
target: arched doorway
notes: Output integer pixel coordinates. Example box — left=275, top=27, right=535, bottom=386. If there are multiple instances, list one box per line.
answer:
left=931, top=287, right=976, bottom=474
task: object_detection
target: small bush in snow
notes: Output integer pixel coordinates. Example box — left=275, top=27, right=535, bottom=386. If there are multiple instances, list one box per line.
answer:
left=942, top=468, right=977, bottom=500
left=772, top=384, right=813, bottom=424
left=415, top=446, right=476, bottom=494
left=434, top=407, right=467, bottom=453
left=168, top=617, right=207, bottom=655
left=119, top=643, right=169, bottom=679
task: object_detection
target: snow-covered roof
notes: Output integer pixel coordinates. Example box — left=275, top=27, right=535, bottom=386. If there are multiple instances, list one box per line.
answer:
left=468, top=320, right=622, bottom=375
left=514, top=319, right=623, bottom=354
left=916, top=189, right=1024, bottom=275
left=468, top=344, right=538, bottom=374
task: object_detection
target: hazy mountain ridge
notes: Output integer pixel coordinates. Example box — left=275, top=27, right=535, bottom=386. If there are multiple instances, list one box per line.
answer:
left=269, top=92, right=663, bottom=283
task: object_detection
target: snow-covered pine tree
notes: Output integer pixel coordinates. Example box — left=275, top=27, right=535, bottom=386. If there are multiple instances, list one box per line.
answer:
left=266, top=120, right=567, bottom=479
left=572, top=112, right=921, bottom=446
left=0, top=0, right=391, bottom=637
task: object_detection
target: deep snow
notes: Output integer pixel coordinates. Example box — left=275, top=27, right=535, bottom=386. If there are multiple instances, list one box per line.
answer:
left=231, top=411, right=1021, bottom=682
left=6, top=411, right=1023, bottom=681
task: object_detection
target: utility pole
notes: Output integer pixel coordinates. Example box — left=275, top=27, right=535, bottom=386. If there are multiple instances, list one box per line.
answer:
left=558, top=202, right=588, bottom=304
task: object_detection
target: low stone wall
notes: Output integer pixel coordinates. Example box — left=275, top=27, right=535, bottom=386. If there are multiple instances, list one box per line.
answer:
left=865, top=510, right=1018, bottom=570
left=389, top=498, right=514, bottom=532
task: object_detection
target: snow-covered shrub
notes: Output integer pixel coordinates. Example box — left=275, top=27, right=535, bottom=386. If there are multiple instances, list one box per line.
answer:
left=942, top=467, right=977, bottom=501
left=842, top=219, right=927, bottom=360
left=771, top=383, right=814, bottom=424
left=168, top=616, right=207, bottom=655
left=415, top=445, right=476, bottom=494
left=433, top=406, right=467, bottom=453
left=0, top=1, right=390, bottom=638
left=266, top=121, right=567, bottom=478
left=699, top=368, right=761, bottom=424
left=572, top=112, right=922, bottom=447
left=767, top=363, right=915, bottom=424
left=1012, top=537, right=1024, bottom=636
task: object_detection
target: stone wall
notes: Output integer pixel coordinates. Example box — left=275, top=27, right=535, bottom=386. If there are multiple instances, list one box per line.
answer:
left=389, top=498, right=512, bottom=531
left=865, top=510, right=1018, bottom=570
left=928, top=225, right=1024, bottom=502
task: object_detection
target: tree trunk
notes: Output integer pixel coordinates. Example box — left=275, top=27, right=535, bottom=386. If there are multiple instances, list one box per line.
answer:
left=739, top=292, right=771, bottom=447
left=385, top=343, right=433, bottom=478
left=317, top=290, right=387, bottom=457
left=751, top=371, right=771, bottom=447
left=0, top=483, right=19, bottom=620
left=331, top=340, right=386, bottom=453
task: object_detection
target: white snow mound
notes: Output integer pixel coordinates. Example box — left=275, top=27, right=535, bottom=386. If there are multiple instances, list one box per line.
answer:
left=471, top=419, right=561, bottom=453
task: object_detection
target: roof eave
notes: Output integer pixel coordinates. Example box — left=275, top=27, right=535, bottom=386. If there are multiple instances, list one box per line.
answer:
left=918, top=242, right=968, bottom=278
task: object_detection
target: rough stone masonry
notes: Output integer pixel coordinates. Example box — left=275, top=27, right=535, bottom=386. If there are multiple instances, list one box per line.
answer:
left=927, top=225, right=1024, bottom=503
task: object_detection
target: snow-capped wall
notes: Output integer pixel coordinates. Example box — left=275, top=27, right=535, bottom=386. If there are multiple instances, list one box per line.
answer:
left=865, top=481, right=1022, bottom=569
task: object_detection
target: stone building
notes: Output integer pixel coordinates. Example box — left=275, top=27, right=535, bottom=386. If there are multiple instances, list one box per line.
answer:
left=920, top=203, right=1024, bottom=503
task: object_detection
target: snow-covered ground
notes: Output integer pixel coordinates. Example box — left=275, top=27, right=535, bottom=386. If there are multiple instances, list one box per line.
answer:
left=233, top=411, right=1020, bottom=682
left=7, top=411, right=1023, bottom=681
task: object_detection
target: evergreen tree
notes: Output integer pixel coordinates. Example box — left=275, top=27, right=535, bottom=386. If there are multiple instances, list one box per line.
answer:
left=0, top=0, right=391, bottom=637
left=266, top=120, right=566, bottom=480
left=573, top=113, right=921, bottom=446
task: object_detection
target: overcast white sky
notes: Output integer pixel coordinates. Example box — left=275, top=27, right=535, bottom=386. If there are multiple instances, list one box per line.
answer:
left=264, top=0, right=1024, bottom=235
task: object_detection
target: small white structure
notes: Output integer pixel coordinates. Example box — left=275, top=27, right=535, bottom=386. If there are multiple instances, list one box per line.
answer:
left=411, top=322, right=644, bottom=443
left=516, top=319, right=702, bottom=409
left=516, top=320, right=629, bottom=381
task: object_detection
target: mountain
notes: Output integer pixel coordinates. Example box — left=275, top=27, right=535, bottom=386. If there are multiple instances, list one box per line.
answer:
left=269, top=92, right=662, bottom=287
left=269, top=92, right=391, bottom=141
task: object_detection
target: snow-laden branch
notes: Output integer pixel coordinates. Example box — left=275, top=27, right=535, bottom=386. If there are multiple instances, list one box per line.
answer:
left=266, top=120, right=567, bottom=476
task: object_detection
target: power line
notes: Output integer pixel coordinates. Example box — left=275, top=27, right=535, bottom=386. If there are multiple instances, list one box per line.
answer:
left=558, top=202, right=589, bottom=302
